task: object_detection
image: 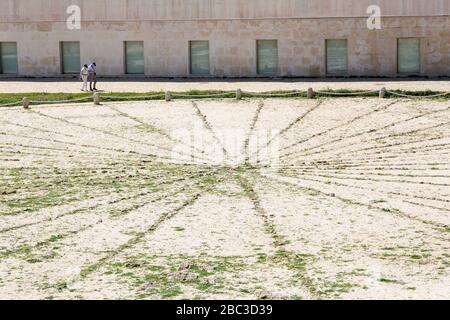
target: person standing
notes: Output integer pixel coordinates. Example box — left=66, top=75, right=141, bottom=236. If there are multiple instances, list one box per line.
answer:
left=80, top=64, right=89, bottom=91
left=88, top=62, right=98, bottom=91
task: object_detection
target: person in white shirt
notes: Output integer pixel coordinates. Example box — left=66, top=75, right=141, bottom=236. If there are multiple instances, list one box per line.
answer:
left=88, top=62, right=97, bottom=91
left=79, top=64, right=89, bottom=91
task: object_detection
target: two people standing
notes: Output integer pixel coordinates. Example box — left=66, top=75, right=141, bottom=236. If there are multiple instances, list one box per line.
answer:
left=80, top=62, right=98, bottom=91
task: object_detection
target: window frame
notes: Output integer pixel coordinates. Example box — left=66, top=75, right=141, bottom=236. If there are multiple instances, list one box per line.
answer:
left=60, top=41, right=81, bottom=75
left=0, top=42, right=19, bottom=75
left=256, top=39, right=279, bottom=76
left=325, top=39, right=348, bottom=77
left=124, top=41, right=145, bottom=75
left=397, top=38, right=421, bottom=75
left=189, top=40, right=210, bottom=76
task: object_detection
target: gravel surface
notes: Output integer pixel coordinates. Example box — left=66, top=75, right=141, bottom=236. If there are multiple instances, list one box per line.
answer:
left=0, top=97, right=449, bottom=300
left=0, top=79, right=449, bottom=93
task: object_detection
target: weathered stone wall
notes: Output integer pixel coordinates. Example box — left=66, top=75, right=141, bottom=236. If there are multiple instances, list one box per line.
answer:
left=0, top=0, right=449, bottom=77
left=2, top=0, right=448, bottom=21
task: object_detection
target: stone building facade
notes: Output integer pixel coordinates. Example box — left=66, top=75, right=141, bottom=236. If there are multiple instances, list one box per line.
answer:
left=0, top=0, right=449, bottom=77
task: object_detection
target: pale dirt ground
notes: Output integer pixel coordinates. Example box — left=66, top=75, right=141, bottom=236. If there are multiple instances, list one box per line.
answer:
left=0, top=97, right=449, bottom=300
left=0, top=79, right=449, bottom=93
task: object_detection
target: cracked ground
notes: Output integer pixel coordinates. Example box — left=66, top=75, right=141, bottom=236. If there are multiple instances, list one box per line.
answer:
left=0, top=97, right=449, bottom=300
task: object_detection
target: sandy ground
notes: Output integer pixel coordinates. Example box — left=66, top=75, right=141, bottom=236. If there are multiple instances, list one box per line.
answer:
left=0, top=79, right=449, bottom=93
left=0, top=97, right=449, bottom=300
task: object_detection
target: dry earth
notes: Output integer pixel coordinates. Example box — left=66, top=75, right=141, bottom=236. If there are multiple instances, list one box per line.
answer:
left=0, top=97, right=449, bottom=300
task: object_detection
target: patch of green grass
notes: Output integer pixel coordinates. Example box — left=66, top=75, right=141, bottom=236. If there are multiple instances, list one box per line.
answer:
left=161, top=286, right=183, bottom=299
left=0, top=163, right=200, bottom=216
left=103, top=255, right=246, bottom=299
left=189, top=264, right=213, bottom=278
left=371, top=199, right=387, bottom=204
left=382, top=208, right=402, bottom=214
left=385, top=89, right=449, bottom=98
left=306, top=189, right=320, bottom=196
left=378, top=277, right=402, bottom=284
left=48, top=234, right=64, bottom=243
left=272, top=250, right=312, bottom=271
left=0, top=92, right=92, bottom=105
left=55, top=281, right=68, bottom=291
left=257, top=253, right=268, bottom=263
left=321, top=281, right=355, bottom=295
left=1, top=89, right=447, bottom=107
left=5, top=190, right=66, bottom=210
left=174, top=227, right=185, bottom=232
left=241, top=90, right=307, bottom=98
left=0, top=244, right=33, bottom=259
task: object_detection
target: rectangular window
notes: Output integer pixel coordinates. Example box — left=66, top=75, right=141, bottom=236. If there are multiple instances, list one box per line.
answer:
left=257, top=40, right=278, bottom=76
left=398, top=38, right=420, bottom=74
left=190, top=41, right=210, bottom=76
left=0, top=42, right=18, bottom=74
left=125, top=41, right=144, bottom=74
left=61, top=42, right=80, bottom=74
left=326, top=39, right=348, bottom=75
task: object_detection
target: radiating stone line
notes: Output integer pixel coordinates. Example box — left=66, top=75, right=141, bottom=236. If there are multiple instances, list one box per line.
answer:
left=277, top=100, right=398, bottom=157
left=290, top=122, right=450, bottom=160
left=0, top=182, right=197, bottom=261
left=76, top=191, right=204, bottom=280
left=107, top=104, right=216, bottom=164
left=289, top=151, right=450, bottom=168
left=0, top=172, right=196, bottom=231
left=281, top=105, right=450, bottom=160
left=191, top=101, right=229, bottom=160
left=0, top=131, right=173, bottom=163
left=254, top=100, right=324, bottom=162
left=27, top=109, right=197, bottom=164
left=280, top=168, right=450, bottom=179
left=259, top=173, right=449, bottom=230
left=0, top=140, right=138, bottom=162
left=244, top=102, right=264, bottom=163
left=280, top=170, right=450, bottom=187
left=274, top=169, right=450, bottom=204
left=237, top=174, right=319, bottom=299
